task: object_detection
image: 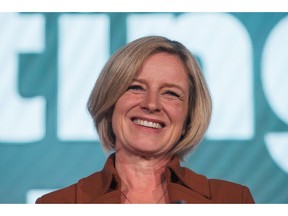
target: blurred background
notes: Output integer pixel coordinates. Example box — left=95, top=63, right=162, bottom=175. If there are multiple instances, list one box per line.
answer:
left=0, top=12, right=288, bottom=203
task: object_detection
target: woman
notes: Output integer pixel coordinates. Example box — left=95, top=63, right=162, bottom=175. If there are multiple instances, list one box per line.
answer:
left=36, top=36, right=254, bottom=204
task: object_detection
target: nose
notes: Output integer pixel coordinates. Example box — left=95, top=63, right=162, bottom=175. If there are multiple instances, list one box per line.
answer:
left=140, top=90, right=162, bottom=113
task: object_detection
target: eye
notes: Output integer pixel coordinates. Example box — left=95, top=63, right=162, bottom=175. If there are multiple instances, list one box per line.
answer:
left=165, top=90, right=181, bottom=98
left=127, top=84, right=144, bottom=91
left=163, top=90, right=185, bottom=101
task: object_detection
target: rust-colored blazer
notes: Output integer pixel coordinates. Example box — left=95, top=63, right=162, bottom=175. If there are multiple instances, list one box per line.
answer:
left=36, top=154, right=255, bottom=204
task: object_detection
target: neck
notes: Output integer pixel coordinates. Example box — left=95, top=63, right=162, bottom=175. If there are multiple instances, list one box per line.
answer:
left=115, top=150, right=171, bottom=203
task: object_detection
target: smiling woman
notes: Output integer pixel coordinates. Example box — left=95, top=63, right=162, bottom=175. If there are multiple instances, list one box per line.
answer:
left=112, top=52, right=190, bottom=159
left=36, top=36, right=255, bottom=204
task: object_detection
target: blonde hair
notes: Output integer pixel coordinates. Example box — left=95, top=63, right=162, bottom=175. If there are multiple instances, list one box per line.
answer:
left=87, top=36, right=212, bottom=159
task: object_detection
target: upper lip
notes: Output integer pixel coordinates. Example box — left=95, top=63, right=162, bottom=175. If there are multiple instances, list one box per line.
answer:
left=131, top=116, right=166, bottom=128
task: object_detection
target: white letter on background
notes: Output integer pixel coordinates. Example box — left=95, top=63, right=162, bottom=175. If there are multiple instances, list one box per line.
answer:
left=58, top=14, right=109, bottom=141
left=0, top=13, right=45, bottom=142
left=263, top=16, right=288, bottom=173
left=128, top=13, right=253, bottom=139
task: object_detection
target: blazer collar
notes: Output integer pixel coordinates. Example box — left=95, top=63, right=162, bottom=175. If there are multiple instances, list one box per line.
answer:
left=166, top=156, right=212, bottom=203
left=77, top=153, right=212, bottom=203
left=77, top=153, right=122, bottom=203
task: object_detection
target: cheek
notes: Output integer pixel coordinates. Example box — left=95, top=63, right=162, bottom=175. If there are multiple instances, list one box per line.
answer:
left=112, top=93, right=137, bottom=123
left=113, top=94, right=130, bottom=113
left=166, top=101, right=189, bottom=124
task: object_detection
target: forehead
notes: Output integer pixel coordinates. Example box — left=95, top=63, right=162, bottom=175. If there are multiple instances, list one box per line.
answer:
left=136, top=52, right=189, bottom=85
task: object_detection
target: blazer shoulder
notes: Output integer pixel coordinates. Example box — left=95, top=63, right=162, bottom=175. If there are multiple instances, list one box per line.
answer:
left=176, top=167, right=254, bottom=203
left=36, top=183, right=77, bottom=204
left=36, top=171, right=102, bottom=204
left=208, top=178, right=255, bottom=203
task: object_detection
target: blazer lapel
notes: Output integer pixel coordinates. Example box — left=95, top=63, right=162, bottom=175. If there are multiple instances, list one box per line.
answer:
left=76, top=154, right=122, bottom=204
left=166, top=157, right=213, bottom=204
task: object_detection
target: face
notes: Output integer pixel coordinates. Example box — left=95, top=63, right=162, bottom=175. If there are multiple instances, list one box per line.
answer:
left=112, top=52, right=190, bottom=157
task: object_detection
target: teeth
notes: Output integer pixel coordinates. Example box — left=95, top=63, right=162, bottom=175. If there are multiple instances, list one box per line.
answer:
left=133, top=119, right=162, bottom=129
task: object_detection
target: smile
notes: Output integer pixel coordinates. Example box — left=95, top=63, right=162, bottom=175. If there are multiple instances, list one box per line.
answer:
left=132, top=118, right=164, bottom=129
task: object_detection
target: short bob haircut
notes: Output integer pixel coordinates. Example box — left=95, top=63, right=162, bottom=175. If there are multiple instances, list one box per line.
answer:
left=87, top=36, right=212, bottom=159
